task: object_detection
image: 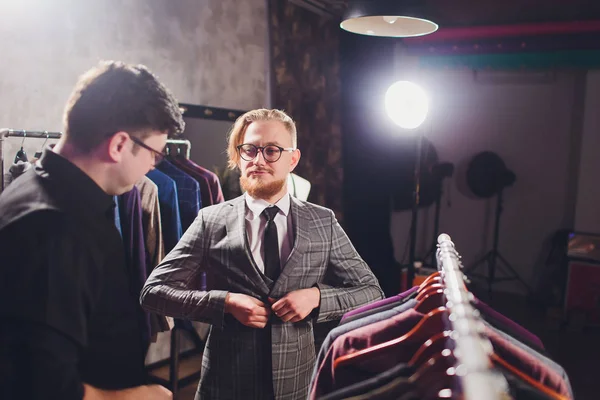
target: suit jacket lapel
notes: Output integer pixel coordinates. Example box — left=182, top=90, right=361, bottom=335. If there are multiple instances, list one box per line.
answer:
left=225, top=196, right=271, bottom=296
left=273, top=197, right=311, bottom=293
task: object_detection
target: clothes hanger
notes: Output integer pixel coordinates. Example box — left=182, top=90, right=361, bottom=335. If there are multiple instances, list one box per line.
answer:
left=34, top=132, right=50, bottom=159
left=342, top=351, right=460, bottom=400
left=14, top=131, right=28, bottom=163
left=407, top=330, right=453, bottom=368
left=419, top=272, right=441, bottom=289
left=409, top=350, right=459, bottom=400
left=409, top=325, right=568, bottom=400
left=491, top=353, right=568, bottom=400
left=333, top=307, right=449, bottom=371
left=414, top=289, right=445, bottom=314
left=415, top=283, right=444, bottom=302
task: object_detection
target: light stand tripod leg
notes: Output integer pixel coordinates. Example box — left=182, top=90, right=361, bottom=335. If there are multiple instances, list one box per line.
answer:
left=465, top=251, right=491, bottom=274
left=496, top=252, right=532, bottom=293
left=423, top=183, right=443, bottom=267
left=465, top=188, right=531, bottom=295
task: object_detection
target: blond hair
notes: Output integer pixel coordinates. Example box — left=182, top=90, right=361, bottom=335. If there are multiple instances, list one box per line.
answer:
left=227, top=108, right=297, bottom=170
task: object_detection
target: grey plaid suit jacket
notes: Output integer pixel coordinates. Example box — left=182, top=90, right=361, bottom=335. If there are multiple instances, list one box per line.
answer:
left=140, top=194, right=383, bottom=400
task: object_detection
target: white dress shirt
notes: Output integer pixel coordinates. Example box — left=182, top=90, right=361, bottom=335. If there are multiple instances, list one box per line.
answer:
left=244, top=192, right=294, bottom=274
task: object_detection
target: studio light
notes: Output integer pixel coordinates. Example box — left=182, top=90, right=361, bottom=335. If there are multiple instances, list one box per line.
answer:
left=385, top=80, right=429, bottom=287
left=341, top=0, right=438, bottom=38
left=385, top=81, right=429, bottom=130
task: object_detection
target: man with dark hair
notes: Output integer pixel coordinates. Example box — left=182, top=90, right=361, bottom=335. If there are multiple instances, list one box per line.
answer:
left=0, top=61, right=184, bottom=399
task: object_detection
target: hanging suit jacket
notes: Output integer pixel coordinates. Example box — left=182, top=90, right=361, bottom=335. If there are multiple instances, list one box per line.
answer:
left=140, top=194, right=384, bottom=400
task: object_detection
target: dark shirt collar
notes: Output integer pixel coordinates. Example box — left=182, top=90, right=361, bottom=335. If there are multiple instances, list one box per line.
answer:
left=37, top=148, right=114, bottom=218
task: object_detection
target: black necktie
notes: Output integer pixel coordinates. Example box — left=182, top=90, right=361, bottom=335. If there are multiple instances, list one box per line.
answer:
left=262, top=206, right=280, bottom=281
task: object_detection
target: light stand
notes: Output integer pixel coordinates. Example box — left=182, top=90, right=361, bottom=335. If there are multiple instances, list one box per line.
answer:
left=465, top=187, right=532, bottom=295
left=407, top=130, right=423, bottom=286
left=423, top=162, right=454, bottom=267
left=463, top=152, right=531, bottom=296
left=385, top=80, right=429, bottom=288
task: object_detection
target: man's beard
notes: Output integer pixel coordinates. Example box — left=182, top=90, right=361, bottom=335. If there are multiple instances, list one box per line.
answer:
left=240, top=173, right=286, bottom=200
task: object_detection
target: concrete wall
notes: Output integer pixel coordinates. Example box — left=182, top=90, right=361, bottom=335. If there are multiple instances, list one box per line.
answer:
left=0, top=0, right=267, bottom=133
left=0, top=0, right=268, bottom=365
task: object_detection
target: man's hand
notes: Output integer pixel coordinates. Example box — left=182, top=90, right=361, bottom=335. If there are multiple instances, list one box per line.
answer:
left=84, top=383, right=172, bottom=399
left=269, top=287, right=320, bottom=323
left=224, top=293, right=271, bottom=328
left=138, top=385, right=173, bottom=399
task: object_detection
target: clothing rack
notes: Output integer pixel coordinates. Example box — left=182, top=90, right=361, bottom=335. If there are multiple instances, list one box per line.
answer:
left=0, top=128, right=63, bottom=191
left=436, top=233, right=509, bottom=400
left=149, top=137, right=204, bottom=399
left=166, top=139, right=191, bottom=160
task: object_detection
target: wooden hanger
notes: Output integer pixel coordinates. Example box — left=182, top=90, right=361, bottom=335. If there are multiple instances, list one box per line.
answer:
left=333, top=307, right=449, bottom=370
left=415, top=283, right=444, bottom=302
left=491, top=354, right=569, bottom=400
left=419, top=272, right=441, bottom=290
left=408, top=330, right=453, bottom=367
left=410, top=332, right=568, bottom=400
left=414, top=289, right=445, bottom=314
left=409, top=351, right=459, bottom=399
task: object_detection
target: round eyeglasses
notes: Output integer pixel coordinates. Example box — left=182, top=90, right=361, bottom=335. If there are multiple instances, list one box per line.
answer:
left=237, top=143, right=295, bottom=163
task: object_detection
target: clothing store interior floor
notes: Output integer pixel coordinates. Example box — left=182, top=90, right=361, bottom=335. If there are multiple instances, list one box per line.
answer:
left=171, top=292, right=599, bottom=400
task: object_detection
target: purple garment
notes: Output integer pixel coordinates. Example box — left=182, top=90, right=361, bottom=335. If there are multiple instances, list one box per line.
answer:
left=119, top=187, right=150, bottom=345
left=340, top=286, right=419, bottom=322
left=474, top=298, right=545, bottom=350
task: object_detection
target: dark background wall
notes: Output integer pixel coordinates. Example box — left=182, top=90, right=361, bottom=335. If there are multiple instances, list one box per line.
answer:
left=269, top=0, right=343, bottom=216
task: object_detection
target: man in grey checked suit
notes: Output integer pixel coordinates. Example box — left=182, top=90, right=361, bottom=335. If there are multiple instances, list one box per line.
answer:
left=141, top=108, right=384, bottom=400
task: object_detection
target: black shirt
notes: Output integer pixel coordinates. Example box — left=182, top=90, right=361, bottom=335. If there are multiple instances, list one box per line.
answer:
left=0, top=149, right=147, bottom=399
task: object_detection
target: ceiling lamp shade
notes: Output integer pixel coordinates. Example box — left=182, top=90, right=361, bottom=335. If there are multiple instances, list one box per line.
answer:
left=341, top=0, right=438, bottom=38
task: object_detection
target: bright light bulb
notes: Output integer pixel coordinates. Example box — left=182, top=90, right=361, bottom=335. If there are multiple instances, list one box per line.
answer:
left=383, top=16, right=399, bottom=24
left=385, top=81, right=429, bottom=130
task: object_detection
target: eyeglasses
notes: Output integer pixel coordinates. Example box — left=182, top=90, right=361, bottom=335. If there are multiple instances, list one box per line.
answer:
left=129, top=135, right=166, bottom=165
left=237, top=143, right=295, bottom=163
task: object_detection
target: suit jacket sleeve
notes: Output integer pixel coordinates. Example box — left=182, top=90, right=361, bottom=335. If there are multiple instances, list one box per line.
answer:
left=314, top=211, right=384, bottom=323
left=139, top=210, right=229, bottom=327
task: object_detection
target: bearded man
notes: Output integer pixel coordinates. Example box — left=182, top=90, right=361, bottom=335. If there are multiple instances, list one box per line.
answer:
left=141, top=108, right=383, bottom=400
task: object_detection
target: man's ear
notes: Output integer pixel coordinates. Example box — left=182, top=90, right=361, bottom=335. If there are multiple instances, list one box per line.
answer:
left=106, top=132, right=129, bottom=162
left=289, top=149, right=301, bottom=172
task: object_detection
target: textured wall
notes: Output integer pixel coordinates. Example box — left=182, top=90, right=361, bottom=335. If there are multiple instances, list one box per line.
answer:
left=0, top=0, right=266, bottom=132
left=0, top=0, right=267, bottom=366
left=269, top=0, right=343, bottom=216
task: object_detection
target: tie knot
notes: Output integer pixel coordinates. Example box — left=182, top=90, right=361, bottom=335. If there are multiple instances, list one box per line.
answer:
left=262, top=206, right=279, bottom=222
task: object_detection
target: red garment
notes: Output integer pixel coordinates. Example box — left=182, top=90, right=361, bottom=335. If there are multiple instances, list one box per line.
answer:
left=311, top=308, right=425, bottom=398
left=486, top=327, right=569, bottom=397
left=171, top=157, right=224, bottom=206
left=312, top=308, right=569, bottom=399
left=185, top=158, right=224, bottom=204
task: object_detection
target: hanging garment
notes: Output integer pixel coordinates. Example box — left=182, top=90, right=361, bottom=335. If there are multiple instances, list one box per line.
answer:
left=146, top=169, right=182, bottom=253
left=170, top=156, right=214, bottom=208
left=156, top=160, right=200, bottom=233
left=113, top=195, right=122, bottom=237
left=340, top=287, right=419, bottom=325
left=3, top=160, right=32, bottom=188
left=135, top=177, right=165, bottom=272
left=174, top=156, right=224, bottom=204
left=312, top=298, right=419, bottom=385
left=118, top=187, right=151, bottom=347
left=135, top=176, right=170, bottom=335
